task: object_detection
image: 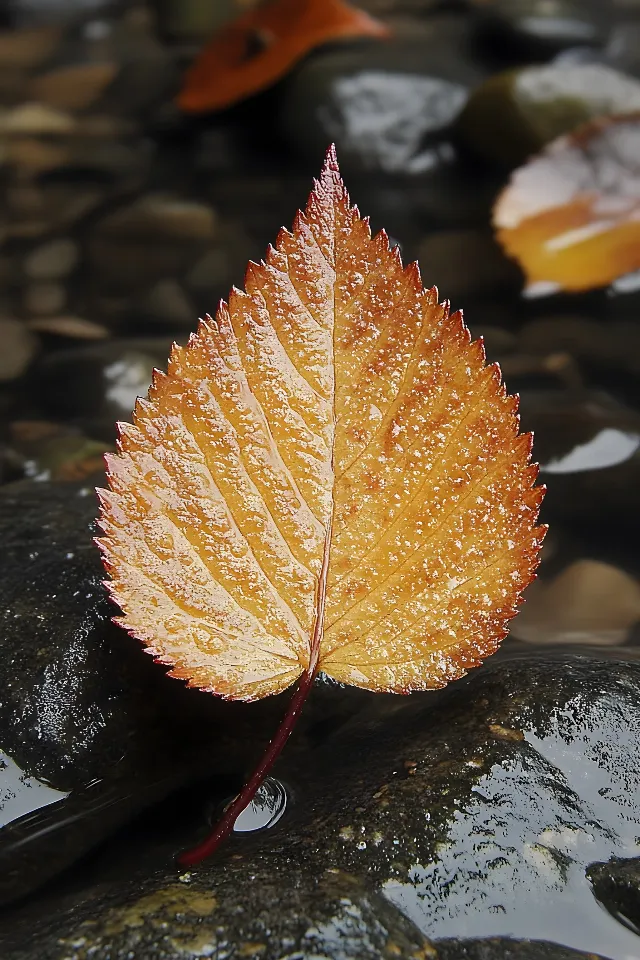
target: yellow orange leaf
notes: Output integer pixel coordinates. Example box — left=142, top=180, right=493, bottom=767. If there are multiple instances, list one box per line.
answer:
left=494, top=113, right=640, bottom=294
left=177, top=0, right=390, bottom=114
left=97, top=147, right=544, bottom=703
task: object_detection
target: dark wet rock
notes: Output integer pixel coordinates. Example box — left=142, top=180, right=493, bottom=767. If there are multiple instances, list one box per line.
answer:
left=2, top=655, right=640, bottom=959
left=417, top=228, right=522, bottom=304
left=4, top=135, right=70, bottom=174
left=409, top=162, right=504, bottom=231
left=457, top=63, right=640, bottom=168
left=89, top=194, right=217, bottom=291
left=0, top=480, right=206, bottom=903
left=436, top=941, right=609, bottom=960
left=474, top=0, right=612, bottom=60
left=280, top=27, right=485, bottom=175
left=0, top=481, right=362, bottom=905
left=33, top=338, right=174, bottom=432
left=519, top=390, right=640, bottom=533
left=0, top=318, right=38, bottom=382
left=5, top=870, right=438, bottom=960
left=588, top=856, right=640, bottom=936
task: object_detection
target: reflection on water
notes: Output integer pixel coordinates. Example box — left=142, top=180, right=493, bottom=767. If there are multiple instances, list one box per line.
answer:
left=0, top=750, right=69, bottom=829
left=540, top=427, right=640, bottom=474
left=382, top=713, right=640, bottom=960
left=232, top=776, right=287, bottom=834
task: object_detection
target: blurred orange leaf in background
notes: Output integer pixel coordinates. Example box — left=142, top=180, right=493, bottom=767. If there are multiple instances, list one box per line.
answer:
left=177, top=0, right=390, bottom=114
left=494, top=113, right=640, bottom=295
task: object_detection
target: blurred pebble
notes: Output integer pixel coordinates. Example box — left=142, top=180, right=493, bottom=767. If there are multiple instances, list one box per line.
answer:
left=0, top=318, right=37, bottom=382
left=280, top=26, right=485, bottom=175
left=185, top=246, right=232, bottom=295
left=458, top=63, right=640, bottom=167
left=0, top=102, right=75, bottom=134
left=27, top=61, right=118, bottom=112
left=5, top=137, right=68, bottom=173
left=23, top=282, right=66, bottom=316
left=95, top=11, right=178, bottom=117
left=140, top=279, right=195, bottom=328
left=26, top=316, right=109, bottom=340
left=89, top=195, right=218, bottom=291
left=24, top=238, right=78, bottom=281
left=605, top=20, right=640, bottom=77
left=0, top=25, right=61, bottom=69
left=94, top=194, right=217, bottom=242
left=6, top=183, right=105, bottom=238
left=512, top=559, right=640, bottom=646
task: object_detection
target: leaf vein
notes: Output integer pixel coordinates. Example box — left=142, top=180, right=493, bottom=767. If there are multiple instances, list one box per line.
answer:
left=327, top=447, right=518, bottom=634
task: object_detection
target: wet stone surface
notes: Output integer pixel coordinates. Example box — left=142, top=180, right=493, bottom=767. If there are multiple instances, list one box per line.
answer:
left=0, top=480, right=367, bottom=906
left=280, top=27, right=485, bottom=175
left=2, top=654, right=640, bottom=958
left=587, top=856, right=640, bottom=936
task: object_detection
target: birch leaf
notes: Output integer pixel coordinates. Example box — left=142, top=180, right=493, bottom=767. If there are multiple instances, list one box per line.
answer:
left=97, top=148, right=544, bottom=703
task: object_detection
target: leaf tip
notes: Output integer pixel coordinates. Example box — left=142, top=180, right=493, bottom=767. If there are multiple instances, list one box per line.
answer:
left=324, top=142, right=339, bottom=174
left=316, top=142, right=347, bottom=203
